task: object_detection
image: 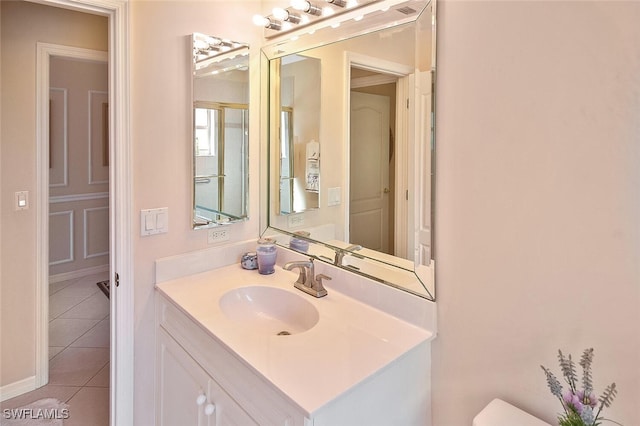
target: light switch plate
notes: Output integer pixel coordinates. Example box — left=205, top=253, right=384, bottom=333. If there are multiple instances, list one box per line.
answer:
left=328, top=187, right=341, bottom=207
left=140, top=207, right=168, bottom=236
left=15, top=191, right=29, bottom=210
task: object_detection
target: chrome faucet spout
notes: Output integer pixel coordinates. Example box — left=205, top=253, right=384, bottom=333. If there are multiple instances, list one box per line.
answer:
left=283, top=260, right=312, bottom=286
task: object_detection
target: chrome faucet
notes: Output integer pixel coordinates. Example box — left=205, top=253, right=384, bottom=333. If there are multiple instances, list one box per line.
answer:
left=283, top=258, right=331, bottom=298
left=334, top=244, right=363, bottom=266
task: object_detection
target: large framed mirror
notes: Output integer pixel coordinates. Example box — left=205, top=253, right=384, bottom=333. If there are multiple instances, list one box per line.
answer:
left=192, top=33, right=250, bottom=228
left=262, top=0, right=437, bottom=300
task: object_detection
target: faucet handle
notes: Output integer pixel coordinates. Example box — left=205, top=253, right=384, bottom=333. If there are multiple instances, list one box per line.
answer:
left=315, top=273, right=331, bottom=284
left=312, top=273, right=331, bottom=297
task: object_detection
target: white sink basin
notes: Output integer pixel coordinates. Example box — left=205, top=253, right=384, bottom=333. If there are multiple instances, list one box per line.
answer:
left=219, top=286, right=319, bottom=335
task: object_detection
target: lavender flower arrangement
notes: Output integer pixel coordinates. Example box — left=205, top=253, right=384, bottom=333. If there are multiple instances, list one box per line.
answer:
left=541, top=348, right=621, bottom=426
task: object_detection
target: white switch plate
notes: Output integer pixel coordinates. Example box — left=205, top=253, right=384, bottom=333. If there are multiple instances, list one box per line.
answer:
left=15, top=191, right=29, bottom=210
left=140, top=207, right=168, bottom=236
left=328, top=187, right=341, bottom=207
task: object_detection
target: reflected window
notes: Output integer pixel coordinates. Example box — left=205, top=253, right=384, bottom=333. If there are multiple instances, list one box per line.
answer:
left=194, top=102, right=248, bottom=224
left=195, top=107, right=220, bottom=156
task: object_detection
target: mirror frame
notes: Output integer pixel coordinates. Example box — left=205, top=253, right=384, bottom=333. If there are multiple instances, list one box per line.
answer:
left=260, top=0, right=437, bottom=300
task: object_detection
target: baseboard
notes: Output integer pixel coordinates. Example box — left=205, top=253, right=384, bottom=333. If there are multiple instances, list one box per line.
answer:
left=49, top=264, right=109, bottom=284
left=0, top=376, right=36, bottom=402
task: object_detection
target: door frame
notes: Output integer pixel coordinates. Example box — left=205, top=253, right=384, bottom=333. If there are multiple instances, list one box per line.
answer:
left=33, top=1, right=132, bottom=424
left=344, top=52, right=412, bottom=256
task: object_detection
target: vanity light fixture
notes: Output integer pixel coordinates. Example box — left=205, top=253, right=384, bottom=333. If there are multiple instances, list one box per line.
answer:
left=291, top=0, right=323, bottom=16
left=273, top=7, right=304, bottom=24
left=256, top=0, right=419, bottom=40
left=252, top=14, right=283, bottom=30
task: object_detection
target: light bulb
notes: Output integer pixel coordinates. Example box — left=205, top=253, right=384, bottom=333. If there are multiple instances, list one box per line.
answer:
left=252, top=14, right=282, bottom=30
left=194, top=39, right=208, bottom=50
left=252, top=14, right=269, bottom=26
left=273, top=7, right=289, bottom=20
left=322, top=6, right=334, bottom=17
left=274, top=7, right=302, bottom=24
left=291, top=0, right=309, bottom=11
left=291, top=0, right=322, bottom=15
left=205, top=36, right=221, bottom=45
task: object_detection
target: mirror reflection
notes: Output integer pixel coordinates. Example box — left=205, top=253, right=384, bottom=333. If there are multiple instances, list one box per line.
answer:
left=265, top=0, right=435, bottom=299
left=192, top=33, right=250, bottom=228
left=277, top=54, right=321, bottom=214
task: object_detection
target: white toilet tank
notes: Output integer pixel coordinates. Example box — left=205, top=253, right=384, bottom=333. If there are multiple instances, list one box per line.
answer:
left=473, top=399, right=552, bottom=426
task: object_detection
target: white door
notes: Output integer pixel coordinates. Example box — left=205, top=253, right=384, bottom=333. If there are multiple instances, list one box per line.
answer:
left=349, top=91, right=390, bottom=253
left=407, top=70, right=433, bottom=266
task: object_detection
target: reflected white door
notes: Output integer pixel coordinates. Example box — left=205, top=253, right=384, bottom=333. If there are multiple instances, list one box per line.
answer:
left=349, top=91, right=390, bottom=253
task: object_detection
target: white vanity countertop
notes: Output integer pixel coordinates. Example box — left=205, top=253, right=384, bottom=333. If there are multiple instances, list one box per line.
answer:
left=155, top=263, right=433, bottom=416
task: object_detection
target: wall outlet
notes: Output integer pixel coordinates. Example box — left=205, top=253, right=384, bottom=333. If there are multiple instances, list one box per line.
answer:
left=208, top=228, right=230, bottom=244
left=288, top=214, right=305, bottom=228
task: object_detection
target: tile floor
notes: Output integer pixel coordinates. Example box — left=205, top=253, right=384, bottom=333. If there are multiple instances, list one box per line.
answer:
left=1, top=272, right=110, bottom=425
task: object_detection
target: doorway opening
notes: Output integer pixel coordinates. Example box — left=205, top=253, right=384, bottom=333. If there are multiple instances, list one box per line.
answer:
left=47, top=51, right=111, bottom=423
left=28, top=0, right=132, bottom=424
left=347, top=55, right=413, bottom=259
left=349, top=67, right=398, bottom=256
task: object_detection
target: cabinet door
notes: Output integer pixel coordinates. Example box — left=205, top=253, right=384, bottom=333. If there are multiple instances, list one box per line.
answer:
left=158, top=329, right=259, bottom=426
left=208, top=379, right=259, bottom=426
left=157, top=329, right=210, bottom=426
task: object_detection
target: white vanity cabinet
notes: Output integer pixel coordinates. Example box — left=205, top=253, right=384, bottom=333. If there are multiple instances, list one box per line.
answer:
left=157, top=328, right=258, bottom=426
left=155, top=265, right=434, bottom=426
left=156, top=293, right=308, bottom=426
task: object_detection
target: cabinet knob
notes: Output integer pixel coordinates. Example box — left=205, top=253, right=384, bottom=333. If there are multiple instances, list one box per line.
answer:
left=196, top=394, right=206, bottom=406
left=204, top=403, right=216, bottom=416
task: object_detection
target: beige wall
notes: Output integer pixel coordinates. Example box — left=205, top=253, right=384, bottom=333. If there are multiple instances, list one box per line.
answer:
left=49, top=57, right=110, bottom=276
left=0, top=0, right=107, bottom=388
left=433, top=1, right=640, bottom=424
left=3, top=1, right=639, bottom=424
left=129, top=1, right=262, bottom=421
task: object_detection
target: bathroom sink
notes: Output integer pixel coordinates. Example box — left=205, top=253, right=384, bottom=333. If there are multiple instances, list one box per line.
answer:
left=219, top=286, right=319, bottom=335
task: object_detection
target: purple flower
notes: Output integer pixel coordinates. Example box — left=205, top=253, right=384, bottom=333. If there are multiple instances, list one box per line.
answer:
left=563, top=391, right=584, bottom=414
